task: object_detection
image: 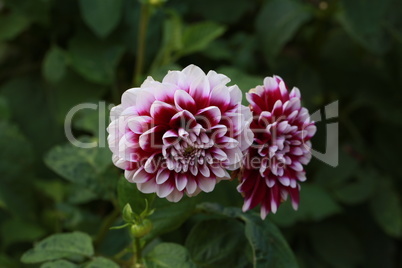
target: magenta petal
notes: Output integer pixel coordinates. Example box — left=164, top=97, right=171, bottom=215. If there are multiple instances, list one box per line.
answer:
left=174, top=90, right=196, bottom=113
left=217, top=136, right=239, bottom=149
left=206, top=70, right=230, bottom=89
left=175, top=173, right=188, bottom=191
left=139, top=125, right=166, bottom=152
left=189, top=75, right=210, bottom=107
left=144, top=153, right=160, bottom=173
left=199, top=164, right=210, bottom=177
left=131, top=168, right=151, bottom=183
left=150, top=101, right=177, bottom=124
left=211, top=147, right=228, bottom=161
left=162, top=70, right=187, bottom=89
left=156, top=168, right=170, bottom=184
left=198, top=177, right=215, bottom=192
left=166, top=189, right=184, bottom=202
left=162, top=129, right=179, bottom=146
left=149, top=82, right=177, bottom=103
left=170, top=110, right=196, bottom=129
left=209, top=165, right=226, bottom=177
left=209, top=86, right=230, bottom=111
left=196, top=106, right=221, bottom=129
left=156, top=183, right=174, bottom=198
left=128, top=116, right=152, bottom=134
left=243, top=178, right=266, bottom=212
left=246, top=93, right=264, bottom=114
left=272, top=100, right=283, bottom=117
left=186, top=178, right=198, bottom=195
left=258, top=111, right=272, bottom=127
left=210, top=124, right=227, bottom=138
left=121, top=88, right=139, bottom=106
left=228, top=85, right=242, bottom=106
left=289, top=187, right=300, bottom=210
left=137, top=179, right=157, bottom=194
left=125, top=89, right=155, bottom=115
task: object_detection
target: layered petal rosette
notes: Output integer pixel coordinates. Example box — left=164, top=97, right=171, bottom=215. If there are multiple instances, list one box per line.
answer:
left=108, top=65, right=253, bottom=202
left=238, top=76, right=316, bottom=219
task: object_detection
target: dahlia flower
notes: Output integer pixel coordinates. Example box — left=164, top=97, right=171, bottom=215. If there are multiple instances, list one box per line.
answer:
left=108, top=65, right=253, bottom=202
left=238, top=76, right=316, bottom=219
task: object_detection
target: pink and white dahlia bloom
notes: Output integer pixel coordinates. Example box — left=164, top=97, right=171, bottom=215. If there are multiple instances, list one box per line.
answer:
left=238, top=75, right=316, bottom=219
left=108, top=65, right=253, bottom=202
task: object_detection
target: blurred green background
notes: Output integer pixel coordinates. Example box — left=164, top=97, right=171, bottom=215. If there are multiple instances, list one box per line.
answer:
left=0, top=0, right=401, bottom=267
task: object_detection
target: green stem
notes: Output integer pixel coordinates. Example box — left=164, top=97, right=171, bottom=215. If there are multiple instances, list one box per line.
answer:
left=133, top=3, right=151, bottom=86
left=133, top=237, right=143, bottom=267
left=94, top=207, right=121, bottom=248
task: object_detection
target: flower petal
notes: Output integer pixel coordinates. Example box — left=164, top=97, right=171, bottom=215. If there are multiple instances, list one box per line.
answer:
left=198, top=176, right=216, bottom=192
left=196, top=106, right=221, bottom=129
left=174, top=90, right=196, bottom=113
left=209, top=86, right=230, bottom=111
left=150, top=101, right=177, bottom=124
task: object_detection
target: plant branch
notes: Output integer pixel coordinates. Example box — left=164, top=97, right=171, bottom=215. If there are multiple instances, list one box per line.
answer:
left=135, top=237, right=142, bottom=265
left=133, top=3, right=151, bottom=86
left=94, top=207, right=121, bottom=248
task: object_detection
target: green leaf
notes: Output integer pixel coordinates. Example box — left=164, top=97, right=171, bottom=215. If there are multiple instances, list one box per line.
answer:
left=189, top=0, right=254, bottom=24
left=68, top=34, right=125, bottom=85
left=56, top=203, right=102, bottom=234
left=41, top=260, right=78, bottom=268
left=217, top=66, right=263, bottom=95
left=0, top=77, right=64, bottom=155
left=5, top=0, right=51, bottom=25
left=268, top=200, right=299, bottom=228
left=0, top=96, right=10, bottom=121
left=21, top=232, right=94, bottom=264
left=333, top=169, right=377, bottom=205
left=44, top=140, right=114, bottom=198
left=337, top=0, right=392, bottom=54
left=73, top=104, right=110, bottom=143
left=195, top=203, right=297, bottom=268
left=266, top=184, right=342, bottom=226
left=47, top=70, right=108, bottom=123
left=117, top=176, right=152, bottom=214
left=255, top=0, right=312, bottom=65
left=185, top=219, right=247, bottom=266
left=242, top=214, right=298, bottom=268
left=370, top=180, right=402, bottom=238
left=384, top=0, right=402, bottom=43
left=314, top=151, right=358, bottom=189
left=151, top=11, right=183, bottom=68
left=0, top=179, right=37, bottom=220
left=0, top=121, right=34, bottom=182
left=83, top=257, right=119, bottom=268
left=43, top=46, right=67, bottom=83
left=0, top=254, right=19, bottom=268
left=0, top=218, right=46, bottom=248
left=145, top=199, right=196, bottom=241
left=297, top=184, right=342, bottom=221
left=179, top=22, right=226, bottom=57
left=310, top=223, right=363, bottom=267
left=0, top=11, right=30, bottom=41
left=202, top=40, right=232, bottom=61
left=66, top=184, right=98, bottom=205
left=145, top=243, right=196, bottom=268
left=79, top=0, right=123, bottom=38
left=34, top=179, right=67, bottom=203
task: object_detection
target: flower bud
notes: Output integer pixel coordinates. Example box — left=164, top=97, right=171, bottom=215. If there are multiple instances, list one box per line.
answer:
left=122, top=203, right=134, bottom=223
left=130, top=219, right=153, bottom=238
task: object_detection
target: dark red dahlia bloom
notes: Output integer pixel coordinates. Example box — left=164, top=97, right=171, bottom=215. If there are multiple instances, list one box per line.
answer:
left=238, top=75, right=316, bottom=219
left=107, top=65, right=253, bottom=202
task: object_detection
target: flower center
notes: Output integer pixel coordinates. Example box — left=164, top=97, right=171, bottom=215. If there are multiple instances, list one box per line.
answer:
left=183, top=146, right=196, bottom=157
left=163, top=130, right=214, bottom=174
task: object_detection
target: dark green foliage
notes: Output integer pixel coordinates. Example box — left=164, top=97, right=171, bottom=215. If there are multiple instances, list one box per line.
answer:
left=0, top=0, right=401, bottom=267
